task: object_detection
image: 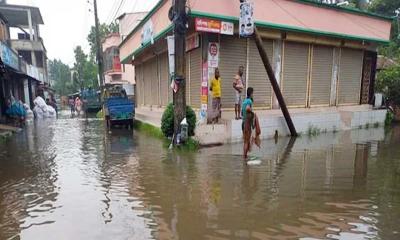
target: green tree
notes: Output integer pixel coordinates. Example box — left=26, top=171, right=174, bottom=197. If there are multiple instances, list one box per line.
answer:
left=73, top=46, right=98, bottom=90
left=87, top=22, right=119, bottom=60
left=49, top=59, right=74, bottom=96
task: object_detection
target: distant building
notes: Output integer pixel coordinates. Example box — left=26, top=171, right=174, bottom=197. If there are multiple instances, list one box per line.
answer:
left=102, top=12, right=147, bottom=86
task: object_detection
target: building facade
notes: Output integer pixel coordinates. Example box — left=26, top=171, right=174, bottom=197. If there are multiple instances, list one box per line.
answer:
left=120, top=0, right=391, bottom=111
left=0, top=1, right=47, bottom=121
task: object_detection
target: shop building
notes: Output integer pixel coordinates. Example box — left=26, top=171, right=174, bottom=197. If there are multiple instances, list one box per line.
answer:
left=120, top=0, right=392, bottom=142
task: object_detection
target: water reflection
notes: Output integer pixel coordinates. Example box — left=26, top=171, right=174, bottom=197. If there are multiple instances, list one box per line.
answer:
left=0, top=116, right=399, bottom=240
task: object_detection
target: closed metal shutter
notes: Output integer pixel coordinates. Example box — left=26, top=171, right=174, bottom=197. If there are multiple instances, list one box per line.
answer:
left=219, top=36, right=247, bottom=108
left=190, top=47, right=202, bottom=108
left=282, top=42, right=309, bottom=107
left=248, top=39, right=273, bottom=108
left=143, top=59, right=152, bottom=106
left=338, top=48, right=363, bottom=105
left=150, top=58, right=159, bottom=106
left=186, top=52, right=190, bottom=105
left=135, top=64, right=143, bottom=106
left=310, top=45, right=334, bottom=106
left=159, top=52, right=169, bottom=107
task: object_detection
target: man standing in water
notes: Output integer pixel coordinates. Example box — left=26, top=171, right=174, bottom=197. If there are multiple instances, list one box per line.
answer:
left=233, top=66, right=245, bottom=120
left=242, top=87, right=254, bottom=159
left=210, top=68, right=222, bottom=123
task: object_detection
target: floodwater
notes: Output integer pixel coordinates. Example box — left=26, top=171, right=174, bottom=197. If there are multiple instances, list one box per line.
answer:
left=0, top=114, right=400, bottom=240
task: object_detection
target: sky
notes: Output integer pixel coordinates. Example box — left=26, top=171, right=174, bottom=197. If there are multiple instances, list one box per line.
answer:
left=7, top=0, right=159, bottom=66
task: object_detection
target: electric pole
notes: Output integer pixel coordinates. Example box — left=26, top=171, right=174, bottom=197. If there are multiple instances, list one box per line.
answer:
left=173, top=0, right=187, bottom=144
left=93, top=0, right=105, bottom=87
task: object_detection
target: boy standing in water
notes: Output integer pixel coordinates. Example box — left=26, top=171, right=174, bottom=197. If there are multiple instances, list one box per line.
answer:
left=242, top=87, right=254, bottom=159
left=233, top=66, right=245, bottom=120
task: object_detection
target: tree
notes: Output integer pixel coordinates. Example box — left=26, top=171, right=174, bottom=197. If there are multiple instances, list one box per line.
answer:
left=87, top=22, right=119, bottom=60
left=73, top=46, right=98, bottom=90
left=48, top=59, right=73, bottom=96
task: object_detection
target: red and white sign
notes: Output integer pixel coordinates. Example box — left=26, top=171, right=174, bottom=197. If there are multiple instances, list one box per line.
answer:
left=221, top=21, right=234, bottom=35
left=208, top=42, right=219, bottom=68
left=185, top=33, right=200, bottom=52
left=195, top=18, right=234, bottom=35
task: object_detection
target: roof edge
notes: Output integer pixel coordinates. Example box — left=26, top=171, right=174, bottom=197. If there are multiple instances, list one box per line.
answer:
left=190, top=11, right=390, bottom=44
left=121, top=24, right=173, bottom=64
left=119, top=0, right=166, bottom=48
left=296, top=0, right=394, bottom=21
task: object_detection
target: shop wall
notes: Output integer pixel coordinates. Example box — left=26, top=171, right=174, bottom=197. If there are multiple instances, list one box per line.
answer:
left=219, top=36, right=247, bottom=108
left=337, top=48, right=364, bottom=105
left=248, top=40, right=273, bottom=108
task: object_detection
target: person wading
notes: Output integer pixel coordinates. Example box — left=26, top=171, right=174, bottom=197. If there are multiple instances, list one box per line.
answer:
left=233, top=66, right=245, bottom=120
left=210, top=68, right=222, bottom=123
left=241, top=87, right=261, bottom=160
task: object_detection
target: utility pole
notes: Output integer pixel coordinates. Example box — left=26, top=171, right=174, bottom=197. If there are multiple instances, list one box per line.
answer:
left=173, top=0, right=187, bottom=144
left=239, top=0, right=297, bottom=136
left=253, top=27, right=297, bottom=136
left=93, top=0, right=105, bottom=87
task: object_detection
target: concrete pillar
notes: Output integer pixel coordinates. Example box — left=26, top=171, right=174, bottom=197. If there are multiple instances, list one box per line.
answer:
left=28, top=78, right=34, bottom=109
left=272, top=40, right=283, bottom=109
left=27, top=9, right=33, bottom=41
left=23, top=79, right=29, bottom=104
left=31, top=51, right=37, bottom=67
left=330, top=47, right=340, bottom=106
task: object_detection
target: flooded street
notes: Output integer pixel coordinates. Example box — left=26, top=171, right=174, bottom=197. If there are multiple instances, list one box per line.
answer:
left=0, top=115, right=400, bottom=240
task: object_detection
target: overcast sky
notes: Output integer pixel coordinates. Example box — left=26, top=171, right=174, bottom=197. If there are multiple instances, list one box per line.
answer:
left=8, top=0, right=158, bottom=66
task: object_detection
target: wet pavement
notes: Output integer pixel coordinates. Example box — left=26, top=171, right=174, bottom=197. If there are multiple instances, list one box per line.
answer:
left=0, top=114, right=400, bottom=240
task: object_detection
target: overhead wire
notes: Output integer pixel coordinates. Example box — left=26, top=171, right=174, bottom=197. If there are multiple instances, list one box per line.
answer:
left=105, top=0, right=121, bottom=24
left=110, top=0, right=126, bottom=24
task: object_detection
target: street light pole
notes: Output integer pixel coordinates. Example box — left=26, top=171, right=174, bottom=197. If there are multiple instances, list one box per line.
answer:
left=93, top=0, right=105, bottom=87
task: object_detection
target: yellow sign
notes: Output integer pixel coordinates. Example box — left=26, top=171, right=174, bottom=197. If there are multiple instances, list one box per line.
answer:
left=201, top=95, right=208, bottom=104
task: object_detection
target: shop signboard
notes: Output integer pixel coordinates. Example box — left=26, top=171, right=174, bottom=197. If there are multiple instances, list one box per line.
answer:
left=199, top=62, right=208, bottom=121
left=195, top=18, right=234, bottom=35
left=0, top=41, right=19, bottom=70
left=141, top=19, right=154, bottom=45
left=239, top=0, right=255, bottom=37
left=195, top=18, right=221, bottom=33
left=220, top=21, right=234, bottom=35
left=208, top=42, right=219, bottom=68
left=185, top=33, right=200, bottom=52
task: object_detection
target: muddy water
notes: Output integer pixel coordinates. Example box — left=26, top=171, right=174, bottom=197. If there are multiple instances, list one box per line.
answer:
left=0, top=116, right=400, bottom=240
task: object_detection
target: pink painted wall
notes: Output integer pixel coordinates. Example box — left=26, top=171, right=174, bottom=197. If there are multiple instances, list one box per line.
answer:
left=120, top=0, right=172, bottom=61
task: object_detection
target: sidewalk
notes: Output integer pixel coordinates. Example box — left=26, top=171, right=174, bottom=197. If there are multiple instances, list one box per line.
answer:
left=134, top=105, right=387, bottom=145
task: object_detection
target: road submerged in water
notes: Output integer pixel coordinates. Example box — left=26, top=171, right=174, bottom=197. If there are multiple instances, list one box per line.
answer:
left=0, top=113, right=400, bottom=240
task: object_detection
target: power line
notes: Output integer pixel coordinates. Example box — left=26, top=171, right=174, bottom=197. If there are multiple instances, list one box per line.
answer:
left=110, top=0, right=126, bottom=23
left=105, top=0, right=120, bottom=24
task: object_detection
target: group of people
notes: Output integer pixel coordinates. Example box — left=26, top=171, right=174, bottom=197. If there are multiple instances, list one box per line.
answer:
left=68, top=97, right=83, bottom=116
left=209, top=66, right=261, bottom=159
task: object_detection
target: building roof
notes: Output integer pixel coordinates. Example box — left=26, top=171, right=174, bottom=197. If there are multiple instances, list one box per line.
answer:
left=120, top=0, right=393, bottom=64
left=191, top=0, right=392, bottom=43
left=0, top=4, right=44, bottom=26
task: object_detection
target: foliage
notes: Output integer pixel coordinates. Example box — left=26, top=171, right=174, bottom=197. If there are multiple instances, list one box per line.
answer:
left=376, top=65, right=400, bottom=104
left=161, top=103, right=197, bottom=138
left=87, top=22, right=119, bottom=60
left=369, top=0, right=400, bottom=58
left=133, top=120, right=164, bottom=139
left=48, top=59, right=74, bottom=96
left=73, top=46, right=98, bottom=91
left=385, top=111, right=394, bottom=125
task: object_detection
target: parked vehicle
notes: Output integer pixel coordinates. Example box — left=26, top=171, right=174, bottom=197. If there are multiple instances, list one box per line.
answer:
left=81, top=88, right=102, bottom=113
left=103, top=85, right=135, bottom=129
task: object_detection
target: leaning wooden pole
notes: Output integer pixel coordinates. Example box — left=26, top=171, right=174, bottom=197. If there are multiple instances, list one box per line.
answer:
left=253, top=27, right=297, bottom=136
